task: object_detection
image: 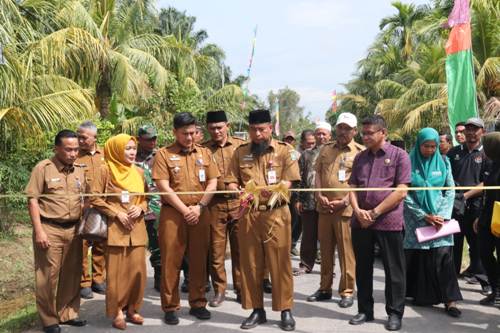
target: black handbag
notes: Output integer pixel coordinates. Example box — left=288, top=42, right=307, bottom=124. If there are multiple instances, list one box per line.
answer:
left=78, top=207, right=108, bottom=241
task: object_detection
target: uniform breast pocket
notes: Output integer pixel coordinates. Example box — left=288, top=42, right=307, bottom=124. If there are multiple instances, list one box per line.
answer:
left=166, top=160, right=183, bottom=186
left=239, top=164, right=254, bottom=183
left=46, top=180, right=64, bottom=193
left=380, top=164, right=397, bottom=180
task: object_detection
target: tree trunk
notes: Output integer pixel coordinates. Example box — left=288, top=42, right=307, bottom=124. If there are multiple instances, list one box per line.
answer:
left=96, top=79, right=111, bottom=118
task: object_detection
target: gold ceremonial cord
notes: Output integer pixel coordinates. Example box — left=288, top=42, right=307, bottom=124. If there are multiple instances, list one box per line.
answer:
left=2, top=186, right=500, bottom=199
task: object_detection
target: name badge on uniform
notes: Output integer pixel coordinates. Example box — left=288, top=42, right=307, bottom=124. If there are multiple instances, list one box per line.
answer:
left=199, top=169, right=206, bottom=182
left=170, top=155, right=180, bottom=161
left=268, top=170, right=277, bottom=184
left=121, top=191, right=130, bottom=204
left=338, top=169, right=347, bottom=182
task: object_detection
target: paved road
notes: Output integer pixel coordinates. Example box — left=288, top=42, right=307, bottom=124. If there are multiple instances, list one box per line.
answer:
left=26, top=254, right=499, bottom=333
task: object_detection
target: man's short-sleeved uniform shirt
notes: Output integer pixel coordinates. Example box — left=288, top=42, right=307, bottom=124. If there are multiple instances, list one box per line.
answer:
left=349, top=142, right=411, bottom=231
left=225, top=139, right=301, bottom=203
left=75, top=146, right=104, bottom=190
left=447, top=144, right=492, bottom=212
left=152, top=143, right=220, bottom=206
left=315, top=140, right=365, bottom=216
left=25, top=157, right=86, bottom=222
left=203, top=136, right=246, bottom=209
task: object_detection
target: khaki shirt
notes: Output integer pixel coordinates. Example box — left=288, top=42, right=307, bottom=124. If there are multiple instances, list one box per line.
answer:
left=315, top=140, right=365, bottom=216
left=76, top=146, right=104, bottom=187
left=90, top=165, right=148, bottom=246
left=25, top=157, right=86, bottom=222
left=225, top=139, right=301, bottom=203
left=204, top=136, right=246, bottom=210
left=152, top=143, right=220, bottom=206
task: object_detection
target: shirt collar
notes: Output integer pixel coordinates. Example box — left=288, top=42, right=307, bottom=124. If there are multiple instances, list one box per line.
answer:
left=52, top=156, right=74, bottom=173
left=170, top=142, right=199, bottom=154
left=209, top=136, right=234, bottom=148
left=333, top=139, right=357, bottom=151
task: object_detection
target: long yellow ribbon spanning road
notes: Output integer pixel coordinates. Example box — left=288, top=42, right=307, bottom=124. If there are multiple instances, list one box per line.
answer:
left=1, top=186, right=500, bottom=199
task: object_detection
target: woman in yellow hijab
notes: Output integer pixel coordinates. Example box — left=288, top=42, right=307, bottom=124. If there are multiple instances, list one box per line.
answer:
left=90, top=134, right=148, bottom=330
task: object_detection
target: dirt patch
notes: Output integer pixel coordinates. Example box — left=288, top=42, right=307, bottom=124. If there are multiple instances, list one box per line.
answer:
left=0, top=223, right=35, bottom=318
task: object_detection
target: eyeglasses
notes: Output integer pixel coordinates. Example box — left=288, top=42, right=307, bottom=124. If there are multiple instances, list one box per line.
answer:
left=455, top=130, right=464, bottom=134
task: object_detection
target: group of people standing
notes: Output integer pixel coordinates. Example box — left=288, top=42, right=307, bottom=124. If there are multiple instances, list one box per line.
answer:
left=26, top=108, right=499, bottom=333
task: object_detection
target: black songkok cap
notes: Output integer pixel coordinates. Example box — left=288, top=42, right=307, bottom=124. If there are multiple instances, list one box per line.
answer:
left=248, top=109, right=271, bottom=124
left=206, top=110, right=228, bottom=124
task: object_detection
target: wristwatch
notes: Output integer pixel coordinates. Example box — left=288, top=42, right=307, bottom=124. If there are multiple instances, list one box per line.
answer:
left=198, top=202, right=207, bottom=211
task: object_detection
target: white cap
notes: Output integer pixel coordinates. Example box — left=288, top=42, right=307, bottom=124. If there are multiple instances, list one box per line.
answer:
left=315, top=121, right=332, bottom=132
left=335, top=112, right=357, bottom=128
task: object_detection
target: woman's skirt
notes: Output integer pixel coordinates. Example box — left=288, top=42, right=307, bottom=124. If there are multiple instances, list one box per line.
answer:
left=405, top=246, right=462, bottom=305
left=106, top=245, right=146, bottom=317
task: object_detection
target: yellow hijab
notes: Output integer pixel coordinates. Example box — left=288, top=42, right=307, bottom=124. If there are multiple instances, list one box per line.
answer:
left=104, top=134, right=144, bottom=193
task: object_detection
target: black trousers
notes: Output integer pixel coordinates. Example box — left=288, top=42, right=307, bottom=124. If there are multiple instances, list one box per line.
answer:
left=478, top=226, right=500, bottom=291
left=352, top=228, right=406, bottom=318
left=290, top=200, right=302, bottom=249
left=453, top=208, right=485, bottom=275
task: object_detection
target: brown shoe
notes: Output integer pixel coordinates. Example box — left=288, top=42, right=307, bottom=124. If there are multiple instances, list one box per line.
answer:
left=126, top=313, right=144, bottom=325
left=112, top=317, right=126, bottom=330
left=209, top=292, right=225, bottom=307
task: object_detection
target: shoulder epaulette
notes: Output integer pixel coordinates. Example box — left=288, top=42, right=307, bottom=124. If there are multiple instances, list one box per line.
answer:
left=74, top=163, right=86, bottom=168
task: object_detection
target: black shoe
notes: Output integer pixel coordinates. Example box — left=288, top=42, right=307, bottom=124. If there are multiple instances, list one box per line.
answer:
left=241, top=309, right=267, bottom=329
left=339, top=296, right=354, bottom=308
left=43, top=324, right=61, bottom=333
left=91, top=282, right=106, bottom=294
left=349, top=313, right=374, bottom=325
left=164, top=311, right=179, bottom=325
left=189, top=307, right=211, bottom=320
left=60, top=318, right=87, bottom=326
left=306, top=290, right=332, bottom=302
left=153, top=267, right=161, bottom=292
left=279, top=310, right=295, bottom=331
left=480, top=292, right=495, bottom=306
left=181, top=279, right=189, bottom=293
left=480, top=284, right=492, bottom=296
left=445, top=305, right=462, bottom=318
left=263, top=279, right=272, bottom=294
left=80, top=287, right=93, bottom=299
left=385, top=314, right=402, bottom=331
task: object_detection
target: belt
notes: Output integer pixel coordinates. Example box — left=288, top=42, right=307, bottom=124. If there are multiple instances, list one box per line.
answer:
left=214, top=193, right=238, bottom=200
left=41, top=217, right=79, bottom=228
left=255, top=202, right=286, bottom=211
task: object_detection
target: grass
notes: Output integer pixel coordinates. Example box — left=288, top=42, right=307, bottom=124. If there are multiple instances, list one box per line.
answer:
left=0, top=299, right=37, bottom=333
left=0, top=209, right=38, bottom=333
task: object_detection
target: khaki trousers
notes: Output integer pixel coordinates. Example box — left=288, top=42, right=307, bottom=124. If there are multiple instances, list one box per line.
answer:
left=239, top=205, right=293, bottom=311
left=105, top=245, right=146, bottom=317
left=34, top=223, right=82, bottom=327
left=159, top=206, right=210, bottom=311
left=209, top=205, right=241, bottom=294
left=81, top=240, right=106, bottom=288
left=318, top=214, right=356, bottom=296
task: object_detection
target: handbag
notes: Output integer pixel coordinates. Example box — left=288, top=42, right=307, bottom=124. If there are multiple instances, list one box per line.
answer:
left=415, top=219, right=461, bottom=243
left=78, top=207, right=108, bottom=241
left=492, top=201, right=500, bottom=237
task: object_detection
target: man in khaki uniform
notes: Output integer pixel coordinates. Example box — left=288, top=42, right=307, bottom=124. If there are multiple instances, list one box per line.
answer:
left=75, top=121, right=106, bottom=299
left=152, top=112, right=219, bottom=325
left=26, top=130, right=88, bottom=333
left=203, top=110, right=245, bottom=307
left=308, top=113, right=364, bottom=308
left=226, top=109, right=300, bottom=331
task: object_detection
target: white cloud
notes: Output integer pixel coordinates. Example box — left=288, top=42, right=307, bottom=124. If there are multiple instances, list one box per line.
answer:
left=286, top=0, right=355, bottom=28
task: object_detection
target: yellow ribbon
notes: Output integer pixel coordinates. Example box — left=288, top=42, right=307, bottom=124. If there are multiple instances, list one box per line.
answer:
left=239, top=180, right=290, bottom=211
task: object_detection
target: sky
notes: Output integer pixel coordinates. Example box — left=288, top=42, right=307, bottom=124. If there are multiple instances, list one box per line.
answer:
left=157, top=0, right=430, bottom=121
